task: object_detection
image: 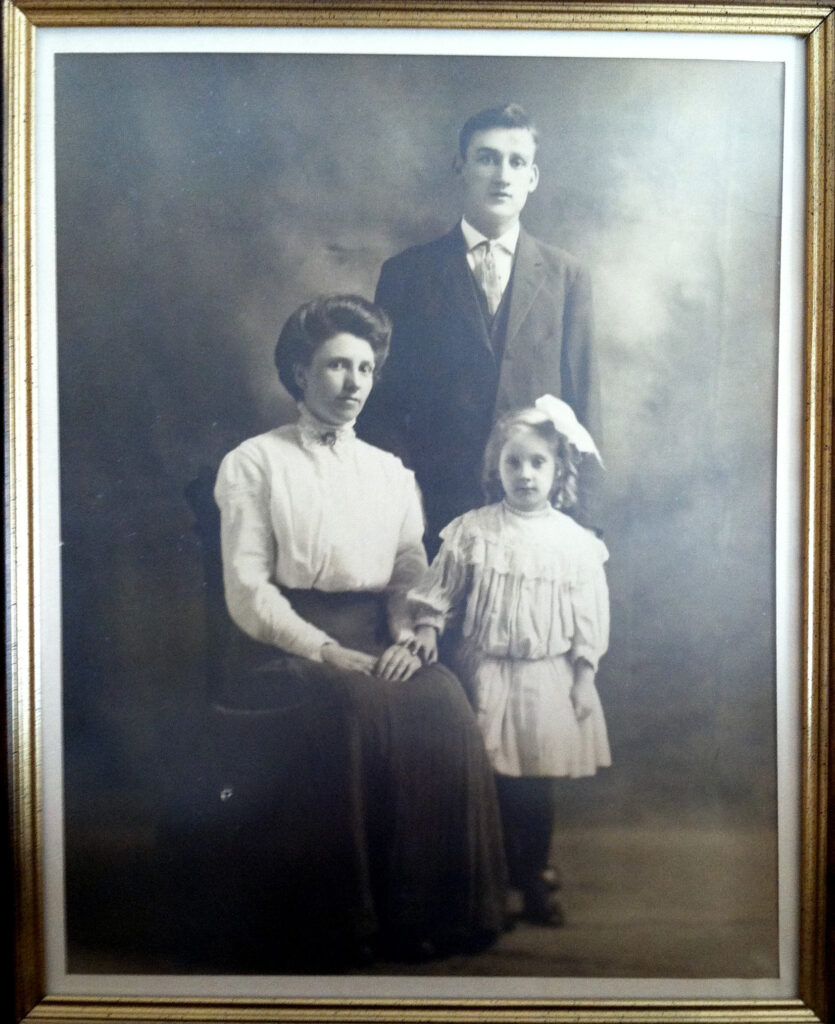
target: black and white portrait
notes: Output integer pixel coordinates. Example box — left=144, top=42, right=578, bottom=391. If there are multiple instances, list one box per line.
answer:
left=40, top=30, right=800, bottom=999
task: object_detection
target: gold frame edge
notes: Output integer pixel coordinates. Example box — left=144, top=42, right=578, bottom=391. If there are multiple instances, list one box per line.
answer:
left=5, top=2, right=834, bottom=1022
left=6, top=1, right=834, bottom=32
left=4, top=0, right=44, bottom=1020
left=800, top=9, right=834, bottom=1017
left=15, top=995, right=834, bottom=1022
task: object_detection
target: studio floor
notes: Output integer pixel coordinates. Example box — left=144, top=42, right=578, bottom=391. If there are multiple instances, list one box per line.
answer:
left=67, top=820, right=778, bottom=981
left=360, top=823, right=779, bottom=979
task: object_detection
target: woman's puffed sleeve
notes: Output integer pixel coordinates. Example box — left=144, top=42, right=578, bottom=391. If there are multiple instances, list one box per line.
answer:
left=406, top=517, right=470, bottom=636
left=570, top=538, right=610, bottom=671
left=385, top=471, right=429, bottom=642
left=214, top=447, right=335, bottom=661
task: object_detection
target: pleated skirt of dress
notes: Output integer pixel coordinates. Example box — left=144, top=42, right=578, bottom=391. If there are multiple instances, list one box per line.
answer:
left=458, top=648, right=612, bottom=779
left=211, top=590, right=507, bottom=967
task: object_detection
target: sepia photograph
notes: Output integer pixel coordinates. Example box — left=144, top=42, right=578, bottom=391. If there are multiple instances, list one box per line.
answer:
left=50, top=44, right=789, bottom=984
left=6, top=5, right=832, bottom=1021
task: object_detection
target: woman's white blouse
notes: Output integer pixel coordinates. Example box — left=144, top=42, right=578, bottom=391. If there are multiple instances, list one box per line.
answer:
left=214, top=415, right=427, bottom=661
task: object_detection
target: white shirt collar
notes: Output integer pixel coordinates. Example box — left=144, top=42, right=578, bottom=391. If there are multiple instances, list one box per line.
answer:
left=460, top=217, right=521, bottom=256
left=296, top=403, right=357, bottom=452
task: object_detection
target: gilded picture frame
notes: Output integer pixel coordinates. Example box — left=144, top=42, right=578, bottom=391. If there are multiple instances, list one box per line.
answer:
left=5, top=1, right=833, bottom=1021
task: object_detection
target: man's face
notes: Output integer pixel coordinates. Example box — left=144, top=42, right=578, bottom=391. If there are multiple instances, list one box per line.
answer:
left=457, top=126, right=539, bottom=237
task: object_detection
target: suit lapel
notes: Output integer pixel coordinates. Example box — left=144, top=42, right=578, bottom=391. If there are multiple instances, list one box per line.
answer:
left=440, top=226, right=492, bottom=354
left=505, top=228, right=545, bottom=355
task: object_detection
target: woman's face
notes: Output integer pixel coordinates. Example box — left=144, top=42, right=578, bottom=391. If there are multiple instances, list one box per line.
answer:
left=294, top=332, right=376, bottom=427
left=499, top=427, right=558, bottom=513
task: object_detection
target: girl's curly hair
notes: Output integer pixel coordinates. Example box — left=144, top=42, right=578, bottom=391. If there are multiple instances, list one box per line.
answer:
left=481, top=408, right=580, bottom=510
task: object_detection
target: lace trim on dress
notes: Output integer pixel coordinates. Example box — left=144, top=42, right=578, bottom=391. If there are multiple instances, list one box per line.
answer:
left=296, top=403, right=357, bottom=452
left=500, top=499, right=553, bottom=519
left=439, top=504, right=608, bottom=582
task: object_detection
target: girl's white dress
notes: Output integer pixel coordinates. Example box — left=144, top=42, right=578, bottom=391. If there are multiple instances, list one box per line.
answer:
left=409, top=501, right=612, bottom=778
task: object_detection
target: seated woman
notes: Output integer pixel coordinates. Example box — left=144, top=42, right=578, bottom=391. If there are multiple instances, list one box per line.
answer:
left=213, top=294, right=506, bottom=968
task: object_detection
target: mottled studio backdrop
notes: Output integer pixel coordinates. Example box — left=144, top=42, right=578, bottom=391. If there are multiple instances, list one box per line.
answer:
left=54, top=52, right=784, bottom=972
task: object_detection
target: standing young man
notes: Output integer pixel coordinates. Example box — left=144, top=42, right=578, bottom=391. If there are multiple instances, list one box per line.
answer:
left=361, top=104, right=600, bottom=551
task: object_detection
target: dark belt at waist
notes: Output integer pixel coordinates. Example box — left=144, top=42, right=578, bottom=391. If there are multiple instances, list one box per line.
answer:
left=282, top=588, right=389, bottom=654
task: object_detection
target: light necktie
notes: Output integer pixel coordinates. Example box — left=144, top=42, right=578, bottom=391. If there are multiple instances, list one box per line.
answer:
left=474, top=240, right=503, bottom=315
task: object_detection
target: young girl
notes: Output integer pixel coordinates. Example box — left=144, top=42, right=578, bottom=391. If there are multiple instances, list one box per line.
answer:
left=408, top=395, right=611, bottom=926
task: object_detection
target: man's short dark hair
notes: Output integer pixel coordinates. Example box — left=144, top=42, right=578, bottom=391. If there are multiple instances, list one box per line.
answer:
left=458, top=103, right=539, bottom=159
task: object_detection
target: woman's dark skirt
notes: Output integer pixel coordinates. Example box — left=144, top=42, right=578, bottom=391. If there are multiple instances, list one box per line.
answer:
left=204, top=590, right=506, bottom=970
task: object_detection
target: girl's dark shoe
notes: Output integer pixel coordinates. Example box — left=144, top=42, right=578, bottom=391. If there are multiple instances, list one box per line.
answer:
left=540, top=866, right=562, bottom=892
left=522, top=874, right=565, bottom=927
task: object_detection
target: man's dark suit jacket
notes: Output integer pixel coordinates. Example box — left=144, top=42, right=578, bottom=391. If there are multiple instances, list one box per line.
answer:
left=360, top=224, right=600, bottom=548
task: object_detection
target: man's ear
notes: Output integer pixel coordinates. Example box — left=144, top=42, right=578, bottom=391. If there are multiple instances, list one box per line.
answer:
left=528, top=162, right=540, bottom=193
left=452, top=152, right=464, bottom=176
left=293, top=363, right=307, bottom=392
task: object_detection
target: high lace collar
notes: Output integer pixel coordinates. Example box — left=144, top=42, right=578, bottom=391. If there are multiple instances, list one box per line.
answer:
left=501, top=499, right=554, bottom=520
left=296, top=403, right=357, bottom=452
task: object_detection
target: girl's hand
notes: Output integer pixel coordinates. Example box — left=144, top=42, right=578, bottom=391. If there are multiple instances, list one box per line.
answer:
left=375, top=643, right=422, bottom=682
left=321, top=642, right=377, bottom=674
left=570, top=660, right=597, bottom=722
left=412, top=625, right=438, bottom=664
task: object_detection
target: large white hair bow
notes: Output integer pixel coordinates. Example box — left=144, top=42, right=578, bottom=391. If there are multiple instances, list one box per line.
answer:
left=534, top=394, right=604, bottom=467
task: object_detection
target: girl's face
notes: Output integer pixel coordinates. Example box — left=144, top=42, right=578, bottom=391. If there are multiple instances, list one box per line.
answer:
left=499, top=428, right=558, bottom=513
left=294, top=332, right=376, bottom=426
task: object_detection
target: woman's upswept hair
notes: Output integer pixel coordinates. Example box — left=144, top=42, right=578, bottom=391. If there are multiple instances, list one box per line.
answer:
left=274, top=294, right=392, bottom=401
left=481, top=408, right=580, bottom=510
